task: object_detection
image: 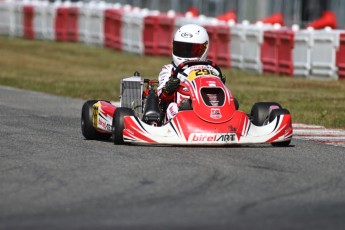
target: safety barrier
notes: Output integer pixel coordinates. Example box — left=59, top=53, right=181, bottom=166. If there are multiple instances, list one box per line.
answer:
left=156, top=13, right=176, bottom=56
left=261, top=29, right=294, bottom=75
left=0, top=1, right=12, bottom=35
left=143, top=13, right=176, bottom=56
left=46, top=2, right=59, bottom=40
left=277, top=30, right=295, bottom=75
left=261, top=30, right=279, bottom=73
left=78, top=3, right=89, bottom=43
left=230, top=23, right=245, bottom=69
left=122, top=8, right=149, bottom=54
left=143, top=14, right=158, bottom=55
left=78, top=1, right=106, bottom=45
left=66, top=6, right=78, bottom=42
left=104, top=7, right=123, bottom=50
left=310, top=30, right=341, bottom=80
left=231, top=23, right=274, bottom=73
left=1, top=0, right=345, bottom=80
left=55, top=6, right=68, bottom=41
left=23, top=4, right=34, bottom=39
left=12, top=1, right=23, bottom=37
left=293, top=30, right=313, bottom=77
left=33, top=2, right=48, bottom=40
left=244, top=24, right=276, bottom=73
left=337, top=33, right=345, bottom=79
left=293, top=29, right=343, bottom=80
left=87, top=2, right=106, bottom=46
left=205, top=23, right=231, bottom=67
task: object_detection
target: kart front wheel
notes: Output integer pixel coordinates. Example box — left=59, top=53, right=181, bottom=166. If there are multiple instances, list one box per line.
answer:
left=113, top=107, right=135, bottom=145
left=250, top=102, right=282, bottom=126
left=81, top=100, right=112, bottom=140
left=271, top=140, right=291, bottom=147
left=269, top=108, right=292, bottom=147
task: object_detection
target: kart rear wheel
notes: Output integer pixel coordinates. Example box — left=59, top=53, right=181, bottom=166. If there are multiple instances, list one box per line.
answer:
left=113, top=107, right=135, bottom=145
left=250, top=102, right=282, bottom=126
left=81, top=100, right=112, bottom=140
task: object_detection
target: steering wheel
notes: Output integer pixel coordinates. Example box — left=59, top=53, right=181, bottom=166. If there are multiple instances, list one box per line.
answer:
left=171, top=60, right=224, bottom=80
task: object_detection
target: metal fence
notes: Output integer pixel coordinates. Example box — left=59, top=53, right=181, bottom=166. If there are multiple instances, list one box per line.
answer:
left=104, top=0, right=344, bottom=28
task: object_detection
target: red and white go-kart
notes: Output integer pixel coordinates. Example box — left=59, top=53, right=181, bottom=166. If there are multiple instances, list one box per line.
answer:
left=81, top=60, right=293, bottom=146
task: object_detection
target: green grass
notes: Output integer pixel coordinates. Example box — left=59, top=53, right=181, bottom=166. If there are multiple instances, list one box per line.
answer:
left=1, top=36, right=345, bottom=128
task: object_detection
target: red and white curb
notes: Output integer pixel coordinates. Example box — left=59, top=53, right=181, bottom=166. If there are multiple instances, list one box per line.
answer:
left=293, top=123, right=345, bottom=147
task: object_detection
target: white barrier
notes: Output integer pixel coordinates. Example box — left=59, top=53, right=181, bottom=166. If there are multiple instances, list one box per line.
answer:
left=87, top=1, right=106, bottom=46
left=45, top=1, right=61, bottom=40
left=10, top=1, right=24, bottom=37
left=33, top=1, right=49, bottom=40
left=0, top=0, right=14, bottom=35
left=231, top=22, right=273, bottom=73
left=122, top=8, right=155, bottom=54
left=121, top=9, right=144, bottom=54
left=230, top=23, right=245, bottom=69
left=310, top=29, right=341, bottom=80
left=78, top=2, right=89, bottom=43
left=293, top=28, right=342, bottom=80
left=293, top=30, right=312, bottom=76
left=244, top=24, right=274, bottom=73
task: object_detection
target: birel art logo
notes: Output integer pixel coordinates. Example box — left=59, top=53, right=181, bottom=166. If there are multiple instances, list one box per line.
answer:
left=181, top=32, right=193, bottom=38
left=188, top=133, right=236, bottom=143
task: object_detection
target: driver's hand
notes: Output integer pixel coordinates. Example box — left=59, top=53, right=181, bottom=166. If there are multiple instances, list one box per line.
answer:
left=163, top=77, right=180, bottom=95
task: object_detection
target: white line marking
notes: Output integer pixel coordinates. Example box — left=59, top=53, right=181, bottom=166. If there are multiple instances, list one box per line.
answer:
left=292, top=123, right=345, bottom=148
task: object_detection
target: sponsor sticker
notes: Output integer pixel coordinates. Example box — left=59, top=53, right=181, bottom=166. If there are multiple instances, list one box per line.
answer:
left=210, top=108, right=222, bottom=119
left=181, top=32, right=193, bottom=38
left=98, top=119, right=107, bottom=128
left=188, top=133, right=236, bottom=143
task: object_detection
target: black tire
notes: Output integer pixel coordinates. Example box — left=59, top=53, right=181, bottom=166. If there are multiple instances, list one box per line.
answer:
left=113, top=107, right=135, bottom=145
left=269, top=108, right=292, bottom=147
left=250, top=102, right=282, bottom=126
left=271, top=139, right=291, bottom=147
left=81, top=100, right=112, bottom=140
left=234, top=97, right=239, bottom=110
left=268, top=108, right=290, bottom=123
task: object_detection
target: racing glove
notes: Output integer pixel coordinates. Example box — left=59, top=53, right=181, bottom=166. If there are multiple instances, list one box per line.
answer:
left=163, top=77, right=180, bottom=95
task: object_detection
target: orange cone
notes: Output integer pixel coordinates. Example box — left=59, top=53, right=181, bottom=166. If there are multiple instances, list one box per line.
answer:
left=307, top=11, right=337, bottom=29
left=260, top=12, right=285, bottom=26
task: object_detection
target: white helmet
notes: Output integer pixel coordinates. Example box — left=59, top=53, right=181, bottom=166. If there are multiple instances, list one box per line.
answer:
left=172, top=24, right=209, bottom=66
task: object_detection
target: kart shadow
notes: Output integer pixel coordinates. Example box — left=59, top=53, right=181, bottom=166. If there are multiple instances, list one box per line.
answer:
left=82, top=138, right=113, bottom=143
left=82, top=138, right=296, bottom=149
left=124, top=143, right=296, bottom=149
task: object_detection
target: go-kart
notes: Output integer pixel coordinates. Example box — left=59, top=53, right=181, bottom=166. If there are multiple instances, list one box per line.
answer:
left=81, top=60, right=293, bottom=146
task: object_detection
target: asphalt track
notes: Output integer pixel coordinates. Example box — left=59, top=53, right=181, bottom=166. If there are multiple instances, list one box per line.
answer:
left=1, top=85, right=345, bottom=230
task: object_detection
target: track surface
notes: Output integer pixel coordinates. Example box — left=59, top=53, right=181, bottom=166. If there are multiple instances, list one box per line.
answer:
left=1, top=86, right=345, bottom=230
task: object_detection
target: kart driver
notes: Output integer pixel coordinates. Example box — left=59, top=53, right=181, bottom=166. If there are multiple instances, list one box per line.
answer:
left=157, top=24, right=225, bottom=121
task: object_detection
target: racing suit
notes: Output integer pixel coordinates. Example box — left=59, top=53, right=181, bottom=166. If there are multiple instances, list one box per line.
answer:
left=157, top=63, right=181, bottom=120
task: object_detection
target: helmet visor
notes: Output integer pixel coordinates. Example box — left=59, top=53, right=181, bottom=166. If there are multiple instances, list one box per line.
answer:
left=173, top=41, right=208, bottom=58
